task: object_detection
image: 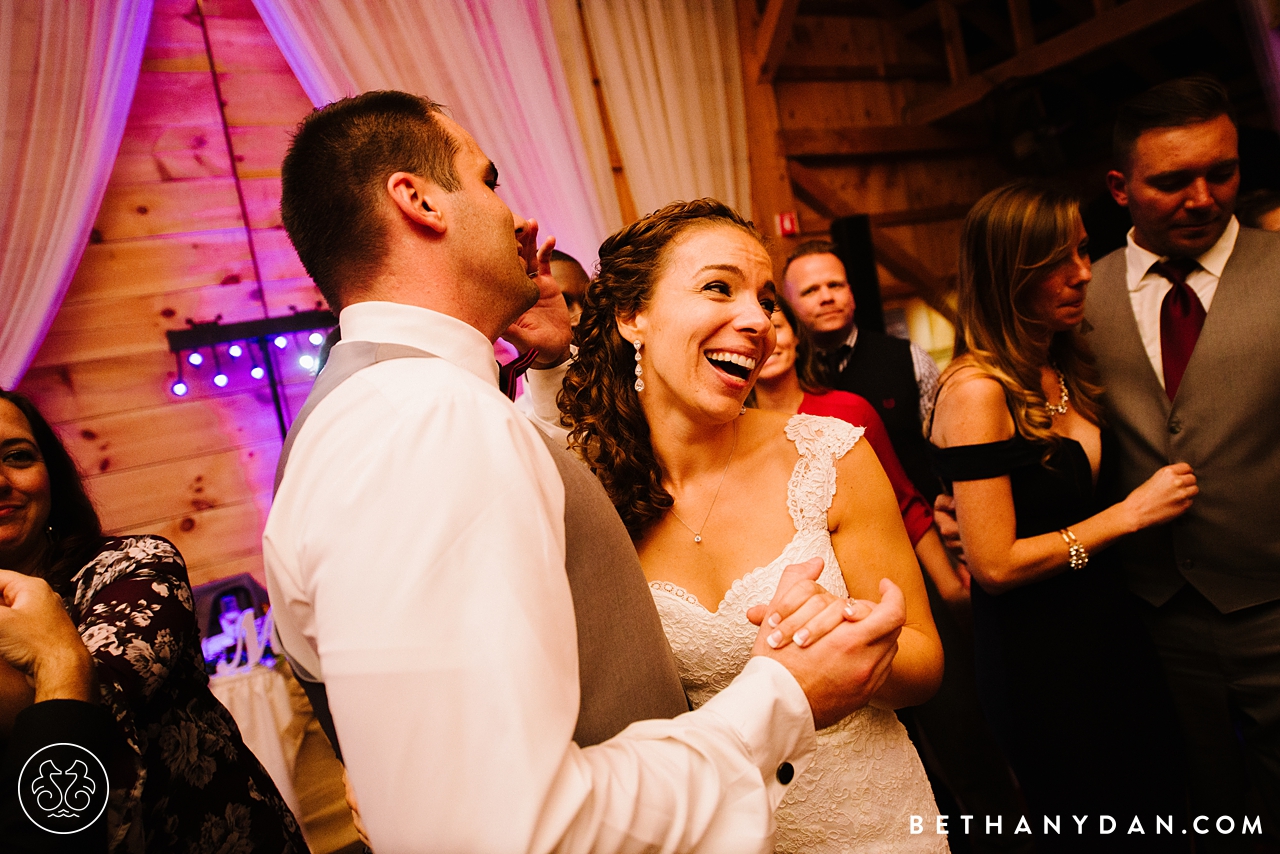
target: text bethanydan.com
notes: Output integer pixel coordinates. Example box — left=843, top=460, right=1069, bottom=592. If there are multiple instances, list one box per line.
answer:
left=911, top=815, right=1263, bottom=837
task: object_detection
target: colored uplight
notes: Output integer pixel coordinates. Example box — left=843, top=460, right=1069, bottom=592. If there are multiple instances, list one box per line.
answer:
left=228, top=344, right=243, bottom=358
left=309, top=332, right=324, bottom=346
left=251, top=366, right=266, bottom=380
left=299, top=354, right=315, bottom=370
left=213, top=373, right=229, bottom=387
left=273, top=336, right=288, bottom=349
left=188, top=352, right=204, bottom=366
left=172, top=381, right=189, bottom=396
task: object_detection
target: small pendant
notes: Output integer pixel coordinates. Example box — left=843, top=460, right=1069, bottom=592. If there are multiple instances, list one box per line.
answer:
left=693, top=535, right=702, bottom=543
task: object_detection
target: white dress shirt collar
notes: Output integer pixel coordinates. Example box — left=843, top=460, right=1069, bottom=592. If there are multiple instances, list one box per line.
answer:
left=337, top=300, right=500, bottom=387
left=1124, top=216, right=1240, bottom=293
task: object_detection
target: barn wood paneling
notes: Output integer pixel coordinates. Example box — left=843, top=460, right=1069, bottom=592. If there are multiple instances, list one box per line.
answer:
left=17, top=0, right=319, bottom=584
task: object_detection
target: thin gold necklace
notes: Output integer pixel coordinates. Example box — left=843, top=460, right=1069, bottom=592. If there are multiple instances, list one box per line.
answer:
left=669, top=420, right=738, bottom=544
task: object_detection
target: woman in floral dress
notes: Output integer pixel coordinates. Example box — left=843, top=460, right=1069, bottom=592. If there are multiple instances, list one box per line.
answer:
left=0, top=390, right=307, bottom=853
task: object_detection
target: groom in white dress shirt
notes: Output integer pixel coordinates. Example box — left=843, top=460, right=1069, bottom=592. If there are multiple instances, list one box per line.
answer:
left=263, top=90, right=909, bottom=853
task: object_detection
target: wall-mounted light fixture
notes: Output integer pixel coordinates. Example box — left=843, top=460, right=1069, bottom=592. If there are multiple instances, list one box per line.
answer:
left=166, top=309, right=336, bottom=439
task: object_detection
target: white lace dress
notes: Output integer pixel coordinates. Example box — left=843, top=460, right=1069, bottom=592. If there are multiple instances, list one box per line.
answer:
left=650, top=415, right=948, bottom=853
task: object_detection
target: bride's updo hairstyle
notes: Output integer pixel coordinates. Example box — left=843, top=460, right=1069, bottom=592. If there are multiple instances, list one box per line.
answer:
left=949, top=180, right=1104, bottom=456
left=560, top=198, right=763, bottom=540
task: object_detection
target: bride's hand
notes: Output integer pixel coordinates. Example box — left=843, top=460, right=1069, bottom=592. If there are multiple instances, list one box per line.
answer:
left=746, top=558, right=876, bottom=650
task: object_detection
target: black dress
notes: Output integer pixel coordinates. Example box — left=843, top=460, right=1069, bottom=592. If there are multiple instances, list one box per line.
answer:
left=932, top=434, right=1188, bottom=852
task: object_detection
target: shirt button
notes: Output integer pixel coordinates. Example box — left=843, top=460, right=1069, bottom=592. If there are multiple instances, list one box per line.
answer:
left=1168, top=419, right=1182, bottom=434
left=776, top=762, right=794, bottom=785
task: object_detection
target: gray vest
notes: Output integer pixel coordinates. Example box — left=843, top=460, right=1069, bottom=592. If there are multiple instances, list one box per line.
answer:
left=1083, top=228, right=1280, bottom=613
left=273, top=340, right=688, bottom=757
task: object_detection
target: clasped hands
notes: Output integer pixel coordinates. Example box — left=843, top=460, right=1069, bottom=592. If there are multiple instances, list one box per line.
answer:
left=748, top=558, right=905, bottom=730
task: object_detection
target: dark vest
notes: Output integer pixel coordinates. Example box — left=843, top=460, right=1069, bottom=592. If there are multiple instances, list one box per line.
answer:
left=1084, top=230, right=1280, bottom=612
left=272, top=340, right=688, bottom=759
left=834, top=329, right=940, bottom=501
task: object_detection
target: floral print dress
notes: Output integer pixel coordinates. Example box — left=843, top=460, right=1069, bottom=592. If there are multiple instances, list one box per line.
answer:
left=64, top=535, right=308, bottom=854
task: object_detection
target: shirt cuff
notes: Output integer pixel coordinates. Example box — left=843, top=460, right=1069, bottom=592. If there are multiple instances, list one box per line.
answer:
left=525, top=361, right=572, bottom=444
left=698, top=656, right=817, bottom=807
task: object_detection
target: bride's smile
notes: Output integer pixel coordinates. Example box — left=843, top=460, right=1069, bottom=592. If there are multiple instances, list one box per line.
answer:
left=618, top=225, right=778, bottom=421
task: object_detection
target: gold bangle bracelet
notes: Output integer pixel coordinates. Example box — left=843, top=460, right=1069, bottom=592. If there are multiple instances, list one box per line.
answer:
left=1058, top=527, right=1089, bottom=571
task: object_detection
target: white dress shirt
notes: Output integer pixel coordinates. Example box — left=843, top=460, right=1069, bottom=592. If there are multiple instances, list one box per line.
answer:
left=264, top=301, right=816, bottom=854
left=1124, top=217, right=1239, bottom=389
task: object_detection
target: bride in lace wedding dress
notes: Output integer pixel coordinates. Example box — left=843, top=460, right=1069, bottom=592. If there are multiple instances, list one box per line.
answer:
left=560, top=199, right=949, bottom=853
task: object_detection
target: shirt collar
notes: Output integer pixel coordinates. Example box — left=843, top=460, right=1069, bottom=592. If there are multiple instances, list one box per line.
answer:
left=1124, top=216, right=1240, bottom=292
left=337, top=301, right=501, bottom=386
left=842, top=324, right=859, bottom=350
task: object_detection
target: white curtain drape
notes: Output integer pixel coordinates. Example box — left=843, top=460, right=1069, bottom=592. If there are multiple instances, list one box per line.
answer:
left=0, top=0, right=153, bottom=389
left=577, top=0, right=751, bottom=220
left=251, top=0, right=612, bottom=270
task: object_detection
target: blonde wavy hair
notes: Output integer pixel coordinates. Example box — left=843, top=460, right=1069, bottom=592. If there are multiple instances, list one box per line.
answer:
left=946, top=181, right=1104, bottom=455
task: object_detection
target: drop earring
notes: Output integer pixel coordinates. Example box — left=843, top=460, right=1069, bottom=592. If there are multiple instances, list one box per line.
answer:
left=634, top=341, right=645, bottom=392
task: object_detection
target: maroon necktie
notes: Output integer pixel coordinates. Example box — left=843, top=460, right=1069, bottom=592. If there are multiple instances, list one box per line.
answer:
left=498, top=348, right=539, bottom=401
left=1151, top=257, right=1205, bottom=400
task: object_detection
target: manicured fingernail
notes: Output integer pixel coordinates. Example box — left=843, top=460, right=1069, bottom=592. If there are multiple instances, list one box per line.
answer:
left=767, top=613, right=781, bottom=628
left=767, top=630, right=783, bottom=648
left=794, top=628, right=811, bottom=647
left=844, top=600, right=857, bottom=618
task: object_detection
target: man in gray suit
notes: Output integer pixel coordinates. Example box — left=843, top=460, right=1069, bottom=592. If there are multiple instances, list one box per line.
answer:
left=1085, top=76, right=1280, bottom=845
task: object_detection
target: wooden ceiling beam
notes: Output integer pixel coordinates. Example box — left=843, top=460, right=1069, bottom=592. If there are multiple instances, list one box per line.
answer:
left=904, top=0, right=1208, bottom=125
left=870, top=229, right=957, bottom=321
left=755, top=0, right=804, bottom=83
left=774, top=61, right=949, bottom=82
left=938, top=0, right=970, bottom=83
left=786, top=163, right=957, bottom=319
left=782, top=125, right=986, bottom=157
left=1007, top=0, right=1035, bottom=53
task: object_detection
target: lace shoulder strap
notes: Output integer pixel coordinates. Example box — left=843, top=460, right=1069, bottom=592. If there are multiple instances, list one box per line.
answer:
left=784, top=414, right=864, bottom=531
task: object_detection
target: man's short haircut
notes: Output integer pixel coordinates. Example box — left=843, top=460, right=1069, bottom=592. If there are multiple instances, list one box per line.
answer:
left=1113, top=76, right=1236, bottom=167
left=550, top=249, right=582, bottom=266
left=281, top=90, right=461, bottom=309
left=782, top=239, right=841, bottom=280
left=1237, top=188, right=1280, bottom=229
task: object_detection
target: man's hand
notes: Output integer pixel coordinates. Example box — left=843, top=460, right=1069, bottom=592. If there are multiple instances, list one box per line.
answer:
left=932, top=493, right=966, bottom=565
left=504, top=219, right=573, bottom=368
left=754, top=573, right=905, bottom=730
left=0, top=570, right=94, bottom=703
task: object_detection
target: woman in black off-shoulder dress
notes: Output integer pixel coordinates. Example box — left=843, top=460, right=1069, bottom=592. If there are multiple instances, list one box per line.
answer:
left=929, top=183, right=1191, bottom=851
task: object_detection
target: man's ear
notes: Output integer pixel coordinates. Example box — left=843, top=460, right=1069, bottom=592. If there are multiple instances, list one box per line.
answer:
left=387, top=171, right=447, bottom=233
left=1105, top=170, right=1130, bottom=208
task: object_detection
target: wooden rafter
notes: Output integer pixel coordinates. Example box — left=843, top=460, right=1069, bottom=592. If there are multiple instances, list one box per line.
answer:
left=774, top=61, right=948, bottom=82
left=782, top=125, right=986, bottom=157
left=904, top=0, right=1209, bottom=124
left=1007, top=0, right=1035, bottom=54
left=937, top=0, right=970, bottom=83
left=786, top=163, right=957, bottom=321
left=755, top=0, right=803, bottom=83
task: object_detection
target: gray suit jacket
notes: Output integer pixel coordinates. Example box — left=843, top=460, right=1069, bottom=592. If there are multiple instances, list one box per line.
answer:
left=1083, top=227, right=1280, bottom=613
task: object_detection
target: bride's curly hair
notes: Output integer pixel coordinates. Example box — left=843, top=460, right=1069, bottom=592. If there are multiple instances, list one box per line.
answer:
left=560, top=198, right=763, bottom=540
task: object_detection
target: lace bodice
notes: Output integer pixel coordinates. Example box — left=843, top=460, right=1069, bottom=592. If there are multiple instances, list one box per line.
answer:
left=650, top=415, right=947, bottom=853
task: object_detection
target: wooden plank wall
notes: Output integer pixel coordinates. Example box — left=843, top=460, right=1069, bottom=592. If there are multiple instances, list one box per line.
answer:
left=17, top=0, right=318, bottom=587
left=739, top=7, right=1009, bottom=361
